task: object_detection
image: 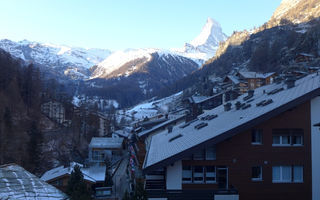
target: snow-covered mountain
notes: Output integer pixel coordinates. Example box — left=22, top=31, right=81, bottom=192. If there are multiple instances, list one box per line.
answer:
left=173, top=17, right=228, bottom=62
left=0, top=39, right=111, bottom=79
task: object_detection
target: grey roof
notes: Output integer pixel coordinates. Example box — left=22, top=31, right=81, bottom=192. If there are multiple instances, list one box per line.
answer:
left=238, top=71, right=275, bottom=79
left=0, top=164, right=67, bottom=200
left=144, top=73, right=320, bottom=171
left=138, top=114, right=186, bottom=138
left=226, top=75, right=240, bottom=84
left=89, top=137, right=124, bottom=149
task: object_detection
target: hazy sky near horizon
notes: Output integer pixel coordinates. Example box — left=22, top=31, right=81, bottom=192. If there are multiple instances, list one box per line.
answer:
left=0, top=0, right=282, bottom=50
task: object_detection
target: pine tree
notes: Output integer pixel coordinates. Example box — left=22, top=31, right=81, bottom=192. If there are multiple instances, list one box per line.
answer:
left=66, top=165, right=91, bottom=200
left=27, top=121, right=43, bottom=174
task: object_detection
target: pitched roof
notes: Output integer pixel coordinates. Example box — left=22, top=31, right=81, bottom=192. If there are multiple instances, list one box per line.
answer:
left=0, top=164, right=67, bottom=200
left=89, top=137, right=124, bottom=149
left=143, top=73, right=320, bottom=172
left=225, top=75, right=240, bottom=84
left=138, top=114, right=186, bottom=138
left=238, top=71, right=275, bottom=79
left=41, top=162, right=106, bottom=183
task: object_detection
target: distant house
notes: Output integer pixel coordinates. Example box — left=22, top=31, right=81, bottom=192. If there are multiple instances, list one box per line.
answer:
left=41, top=101, right=66, bottom=124
left=88, top=137, right=124, bottom=165
left=236, top=72, right=276, bottom=92
left=143, top=73, right=320, bottom=200
left=184, top=93, right=223, bottom=119
left=41, top=162, right=106, bottom=194
left=0, top=163, right=67, bottom=200
left=295, top=53, right=315, bottom=63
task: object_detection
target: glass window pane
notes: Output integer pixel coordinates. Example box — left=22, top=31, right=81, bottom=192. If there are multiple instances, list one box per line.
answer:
left=282, top=136, right=290, bottom=144
left=206, top=146, right=216, bottom=160
left=194, top=150, right=204, bottom=160
left=194, top=166, right=204, bottom=183
left=182, top=166, right=192, bottom=183
left=273, top=136, right=280, bottom=144
left=206, top=166, right=216, bottom=183
left=293, top=166, right=303, bottom=182
left=272, top=166, right=280, bottom=181
left=282, top=166, right=292, bottom=181
left=293, top=136, right=303, bottom=145
left=252, top=166, right=262, bottom=180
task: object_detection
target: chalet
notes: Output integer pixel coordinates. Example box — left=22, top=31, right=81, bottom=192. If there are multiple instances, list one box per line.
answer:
left=236, top=72, right=276, bottom=92
left=184, top=93, right=223, bottom=119
left=143, top=73, right=320, bottom=200
left=41, top=162, right=107, bottom=196
left=295, top=53, right=315, bottom=63
left=41, top=101, right=66, bottom=124
left=88, top=137, right=124, bottom=165
left=0, top=163, right=67, bottom=199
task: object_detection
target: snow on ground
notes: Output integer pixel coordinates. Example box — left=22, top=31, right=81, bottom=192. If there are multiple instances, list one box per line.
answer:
left=72, top=95, right=119, bottom=110
left=118, top=91, right=183, bottom=121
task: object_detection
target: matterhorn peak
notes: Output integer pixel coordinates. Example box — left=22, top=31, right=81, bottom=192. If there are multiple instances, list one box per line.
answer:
left=190, top=17, right=226, bottom=47
left=174, top=18, right=227, bottom=62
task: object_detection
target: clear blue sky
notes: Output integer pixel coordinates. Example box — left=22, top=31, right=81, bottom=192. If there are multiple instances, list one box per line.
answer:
left=0, top=0, right=282, bottom=50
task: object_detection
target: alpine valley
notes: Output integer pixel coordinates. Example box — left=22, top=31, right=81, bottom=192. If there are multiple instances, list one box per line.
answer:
left=0, top=17, right=227, bottom=108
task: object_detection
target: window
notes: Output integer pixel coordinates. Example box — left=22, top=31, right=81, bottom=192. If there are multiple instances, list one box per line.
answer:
left=272, top=129, right=303, bottom=146
left=252, top=166, right=262, bottom=181
left=182, top=166, right=192, bottom=183
left=193, top=150, right=205, bottom=160
left=293, top=166, right=303, bottom=183
left=194, top=166, right=204, bottom=183
left=92, top=150, right=104, bottom=161
left=252, top=130, right=263, bottom=144
left=205, top=146, right=216, bottom=160
left=272, top=166, right=303, bottom=183
left=206, top=166, right=216, bottom=183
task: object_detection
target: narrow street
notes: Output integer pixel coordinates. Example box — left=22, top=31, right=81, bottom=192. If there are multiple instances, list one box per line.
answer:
left=112, top=154, right=130, bottom=199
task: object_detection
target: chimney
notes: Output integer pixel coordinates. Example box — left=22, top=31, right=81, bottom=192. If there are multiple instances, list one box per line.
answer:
left=286, top=76, right=296, bottom=89
left=248, top=90, right=254, bottom=97
left=224, top=103, right=232, bottom=111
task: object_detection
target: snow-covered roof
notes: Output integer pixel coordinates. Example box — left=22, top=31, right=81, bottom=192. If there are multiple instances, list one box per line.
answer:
left=238, top=72, right=275, bottom=79
left=225, top=75, right=240, bottom=84
left=138, top=114, right=186, bottom=138
left=189, top=92, right=223, bottom=104
left=114, top=130, right=130, bottom=138
left=144, top=73, right=320, bottom=171
left=89, top=137, right=124, bottom=149
left=0, top=164, right=67, bottom=200
left=41, top=162, right=106, bottom=183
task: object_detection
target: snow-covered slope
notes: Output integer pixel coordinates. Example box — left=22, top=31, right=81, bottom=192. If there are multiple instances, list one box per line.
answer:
left=91, top=48, right=157, bottom=78
left=90, top=48, right=197, bottom=79
left=173, top=17, right=227, bottom=62
left=0, top=39, right=111, bottom=79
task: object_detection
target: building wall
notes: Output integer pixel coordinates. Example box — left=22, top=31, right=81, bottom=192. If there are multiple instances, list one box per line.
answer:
left=178, top=101, right=312, bottom=200
left=311, top=96, right=320, bottom=200
left=166, top=160, right=182, bottom=190
left=218, top=101, right=312, bottom=200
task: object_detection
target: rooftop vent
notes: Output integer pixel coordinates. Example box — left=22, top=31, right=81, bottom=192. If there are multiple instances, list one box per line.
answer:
left=224, top=103, right=232, bottom=111
left=180, top=123, right=190, bottom=129
left=201, top=114, right=218, bottom=121
left=242, top=104, right=251, bottom=110
left=256, top=99, right=273, bottom=107
left=194, top=122, right=208, bottom=130
left=169, top=134, right=183, bottom=142
left=285, top=76, right=296, bottom=89
left=267, top=87, right=284, bottom=95
left=243, top=90, right=254, bottom=101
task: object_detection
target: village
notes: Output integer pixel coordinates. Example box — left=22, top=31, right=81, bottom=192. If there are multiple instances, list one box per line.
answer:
left=1, top=51, right=320, bottom=200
